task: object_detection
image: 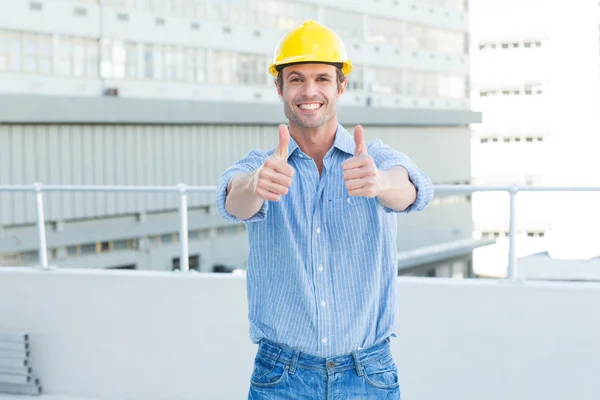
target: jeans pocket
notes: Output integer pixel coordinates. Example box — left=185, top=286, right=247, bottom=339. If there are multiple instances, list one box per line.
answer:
left=361, top=355, right=400, bottom=390
left=250, top=353, right=289, bottom=388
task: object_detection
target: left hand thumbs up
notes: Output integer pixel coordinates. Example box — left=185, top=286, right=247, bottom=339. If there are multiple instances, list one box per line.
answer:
left=342, top=125, right=382, bottom=198
left=353, top=125, right=368, bottom=156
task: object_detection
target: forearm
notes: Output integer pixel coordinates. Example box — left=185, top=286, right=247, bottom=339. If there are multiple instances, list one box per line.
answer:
left=377, top=167, right=417, bottom=212
left=225, top=171, right=264, bottom=221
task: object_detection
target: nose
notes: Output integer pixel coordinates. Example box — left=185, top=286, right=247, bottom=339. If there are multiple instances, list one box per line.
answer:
left=301, top=79, right=319, bottom=98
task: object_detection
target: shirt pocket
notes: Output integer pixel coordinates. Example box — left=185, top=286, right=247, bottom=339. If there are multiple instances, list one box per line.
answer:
left=325, top=196, right=373, bottom=248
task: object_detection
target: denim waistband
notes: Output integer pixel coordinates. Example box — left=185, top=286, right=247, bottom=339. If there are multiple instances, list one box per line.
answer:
left=256, top=338, right=392, bottom=376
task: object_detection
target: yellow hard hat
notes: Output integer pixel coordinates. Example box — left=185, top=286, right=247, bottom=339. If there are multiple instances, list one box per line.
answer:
left=268, top=20, right=353, bottom=77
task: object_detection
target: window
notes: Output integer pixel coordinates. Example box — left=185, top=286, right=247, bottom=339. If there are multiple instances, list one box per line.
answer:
left=237, top=53, right=266, bottom=85
left=213, top=51, right=268, bottom=85
left=273, top=0, right=318, bottom=31
left=189, top=229, right=210, bottom=240
left=172, top=254, right=200, bottom=271
left=324, top=7, right=363, bottom=41
left=406, top=70, right=440, bottom=97
left=22, top=32, right=52, bottom=74
left=163, top=45, right=185, bottom=81
left=439, top=74, right=466, bottom=98
left=405, top=23, right=466, bottom=55
left=101, top=39, right=136, bottom=79
left=184, top=0, right=208, bottom=20
left=80, top=243, right=96, bottom=255
left=144, top=43, right=166, bottom=80
left=371, top=67, right=404, bottom=94
left=104, top=0, right=137, bottom=8
left=160, top=233, right=175, bottom=244
left=112, top=239, right=138, bottom=250
left=0, top=30, right=22, bottom=72
left=185, top=48, right=206, bottom=83
left=347, top=64, right=363, bottom=92
left=107, top=264, right=137, bottom=270
left=57, top=36, right=99, bottom=77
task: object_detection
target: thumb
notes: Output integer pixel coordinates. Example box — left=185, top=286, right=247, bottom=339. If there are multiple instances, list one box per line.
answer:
left=354, top=125, right=367, bottom=156
left=276, top=124, right=290, bottom=160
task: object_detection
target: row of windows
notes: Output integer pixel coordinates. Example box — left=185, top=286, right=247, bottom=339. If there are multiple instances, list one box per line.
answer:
left=0, top=30, right=468, bottom=98
left=481, top=231, right=547, bottom=238
left=326, top=12, right=466, bottom=55
left=428, top=195, right=471, bottom=208
left=479, top=85, right=544, bottom=97
left=477, top=41, right=543, bottom=51
left=0, top=31, right=99, bottom=76
left=371, top=67, right=466, bottom=98
left=91, top=0, right=469, bottom=15
left=479, top=136, right=545, bottom=144
left=101, top=0, right=467, bottom=54
left=0, top=224, right=246, bottom=266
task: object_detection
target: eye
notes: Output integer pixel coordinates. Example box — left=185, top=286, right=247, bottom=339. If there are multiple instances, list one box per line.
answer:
left=318, top=77, right=330, bottom=82
left=290, top=78, right=301, bottom=83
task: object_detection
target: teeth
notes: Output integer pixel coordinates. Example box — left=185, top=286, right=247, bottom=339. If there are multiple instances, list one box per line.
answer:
left=299, top=104, right=321, bottom=110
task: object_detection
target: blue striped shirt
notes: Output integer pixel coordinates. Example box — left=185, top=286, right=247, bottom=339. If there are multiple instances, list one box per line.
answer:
left=216, top=124, right=434, bottom=357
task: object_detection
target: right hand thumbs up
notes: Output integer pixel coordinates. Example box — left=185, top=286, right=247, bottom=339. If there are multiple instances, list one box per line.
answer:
left=276, top=124, right=290, bottom=160
left=253, top=124, right=295, bottom=202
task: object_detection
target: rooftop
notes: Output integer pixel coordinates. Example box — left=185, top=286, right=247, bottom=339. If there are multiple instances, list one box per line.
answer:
left=0, top=267, right=598, bottom=400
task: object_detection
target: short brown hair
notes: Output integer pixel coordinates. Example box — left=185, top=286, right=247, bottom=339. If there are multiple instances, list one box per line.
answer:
left=276, top=66, right=346, bottom=94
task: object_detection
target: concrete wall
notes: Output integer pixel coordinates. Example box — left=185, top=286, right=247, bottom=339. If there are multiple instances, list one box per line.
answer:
left=0, top=268, right=598, bottom=400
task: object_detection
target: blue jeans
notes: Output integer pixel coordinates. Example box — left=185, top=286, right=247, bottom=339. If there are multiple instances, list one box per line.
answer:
left=248, top=338, right=400, bottom=399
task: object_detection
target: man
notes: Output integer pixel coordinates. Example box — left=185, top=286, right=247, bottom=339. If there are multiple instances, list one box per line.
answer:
left=216, top=20, right=434, bottom=399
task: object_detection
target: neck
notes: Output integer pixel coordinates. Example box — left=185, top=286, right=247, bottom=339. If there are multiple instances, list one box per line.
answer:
left=289, top=118, right=338, bottom=162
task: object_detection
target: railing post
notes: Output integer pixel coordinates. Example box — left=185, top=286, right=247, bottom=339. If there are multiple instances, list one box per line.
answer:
left=507, top=185, right=518, bottom=280
left=33, top=183, right=49, bottom=269
left=177, top=184, right=190, bottom=272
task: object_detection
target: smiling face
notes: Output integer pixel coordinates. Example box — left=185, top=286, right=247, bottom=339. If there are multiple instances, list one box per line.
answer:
left=276, top=63, right=346, bottom=131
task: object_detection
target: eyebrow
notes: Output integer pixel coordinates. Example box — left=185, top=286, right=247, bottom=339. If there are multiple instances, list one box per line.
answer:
left=287, top=71, right=333, bottom=79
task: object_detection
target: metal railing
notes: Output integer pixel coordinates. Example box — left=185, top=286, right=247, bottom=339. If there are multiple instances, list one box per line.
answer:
left=0, top=184, right=216, bottom=272
left=1, top=183, right=600, bottom=278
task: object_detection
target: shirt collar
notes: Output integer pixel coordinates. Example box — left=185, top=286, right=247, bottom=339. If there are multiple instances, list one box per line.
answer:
left=284, top=123, right=355, bottom=159
left=332, top=124, right=355, bottom=156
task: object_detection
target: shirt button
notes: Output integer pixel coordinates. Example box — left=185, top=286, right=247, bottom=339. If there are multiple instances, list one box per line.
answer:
left=318, top=264, right=323, bottom=272
left=316, top=227, right=321, bottom=234
left=321, top=301, right=326, bottom=307
left=322, top=337, right=328, bottom=344
left=347, top=197, right=351, bottom=203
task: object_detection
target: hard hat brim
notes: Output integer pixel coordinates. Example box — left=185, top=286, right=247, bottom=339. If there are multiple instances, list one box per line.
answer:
left=269, top=60, right=353, bottom=77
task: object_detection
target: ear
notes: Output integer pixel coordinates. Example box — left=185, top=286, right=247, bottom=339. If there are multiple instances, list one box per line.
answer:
left=336, top=78, right=348, bottom=99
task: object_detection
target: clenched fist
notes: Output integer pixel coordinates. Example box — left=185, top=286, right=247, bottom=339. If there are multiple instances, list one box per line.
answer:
left=341, top=125, right=382, bottom=198
left=253, top=124, right=295, bottom=202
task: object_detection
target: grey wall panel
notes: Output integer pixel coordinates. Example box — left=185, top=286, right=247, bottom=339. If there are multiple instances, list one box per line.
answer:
left=47, top=125, right=61, bottom=221
left=0, top=125, right=10, bottom=225
left=359, top=126, right=471, bottom=184
left=397, top=201, right=473, bottom=251
left=10, top=126, right=26, bottom=224
left=1, top=123, right=469, bottom=228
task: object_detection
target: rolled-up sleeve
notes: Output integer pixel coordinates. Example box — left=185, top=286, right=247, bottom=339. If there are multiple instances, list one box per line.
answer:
left=369, top=139, right=434, bottom=213
left=216, top=149, right=269, bottom=223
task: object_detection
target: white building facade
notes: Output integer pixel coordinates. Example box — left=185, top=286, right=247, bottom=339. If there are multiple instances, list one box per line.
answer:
left=470, top=0, right=600, bottom=277
left=0, top=0, right=481, bottom=277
